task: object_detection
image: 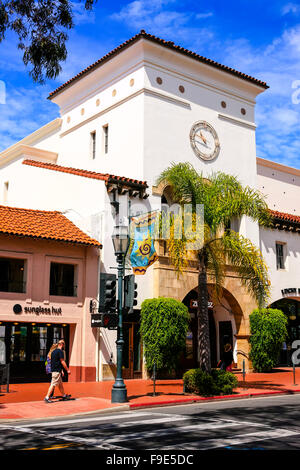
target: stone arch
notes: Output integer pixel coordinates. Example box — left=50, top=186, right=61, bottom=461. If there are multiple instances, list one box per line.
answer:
left=153, top=258, right=257, bottom=370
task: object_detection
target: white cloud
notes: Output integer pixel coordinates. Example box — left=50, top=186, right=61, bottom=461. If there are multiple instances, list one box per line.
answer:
left=71, top=1, right=96, bottom=25
left=195, top=12, right=214, bottom=19
left=0, top=85, right=58, bottom=152
left=111, top=0, right=214, bottom=44
left=210, top=25, right=300, bottom=168
left=281, top=3, right=300, bottom=16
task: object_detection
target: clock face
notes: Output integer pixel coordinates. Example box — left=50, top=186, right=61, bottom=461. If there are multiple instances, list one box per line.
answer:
left=190, top=121, right=220, bottom=161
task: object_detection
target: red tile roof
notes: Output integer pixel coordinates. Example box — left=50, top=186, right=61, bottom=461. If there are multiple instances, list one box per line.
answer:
left=270, top=210, right=300, bottom=225
left=48, top=30, right=268, bottom=99
left=22, top=159, right=148, bottom=188
left=0, top=205, right=101, bottom=247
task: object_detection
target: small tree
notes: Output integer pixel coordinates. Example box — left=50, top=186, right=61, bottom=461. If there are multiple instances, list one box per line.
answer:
left=249, top=308, right=288, bottom=372
left=140, top=297, right=190, bottom=374
left=157, top=163, right=271, bottom=373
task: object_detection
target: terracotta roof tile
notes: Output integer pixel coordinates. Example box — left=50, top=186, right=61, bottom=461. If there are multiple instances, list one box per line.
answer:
left=270, top=210, right=300, bottom=225
left=48, top=30, right=268, bottom=99
left=22, top=159, right=148, bottom=188
left=0, top=205, right=101, bottom=247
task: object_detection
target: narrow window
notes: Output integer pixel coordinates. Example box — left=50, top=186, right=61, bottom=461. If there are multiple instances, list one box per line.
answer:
left=50, top=262, right=77, bottom=297
left=103, top=124, right=108, bottom=154
left=3, top=181, right=9, bottom=204
left=276, top=242, right=286, bottom=270
left=90, top=131, right=96, bottom=159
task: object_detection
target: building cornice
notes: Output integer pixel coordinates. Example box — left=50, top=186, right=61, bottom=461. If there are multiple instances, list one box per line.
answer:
left=0, top=144, right=58, bottom=168
left=48, top=31, right=268, bottom=100
left=0, top=118, right=61, bottom=167
left=257, top=157, right=300, bottom=178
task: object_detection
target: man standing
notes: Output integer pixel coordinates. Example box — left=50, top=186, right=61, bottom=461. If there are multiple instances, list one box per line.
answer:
left=44, top=339, right=71, bottom=403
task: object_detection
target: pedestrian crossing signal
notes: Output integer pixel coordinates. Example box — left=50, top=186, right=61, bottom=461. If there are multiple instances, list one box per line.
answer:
left=101, top=313, right=118, bottom=329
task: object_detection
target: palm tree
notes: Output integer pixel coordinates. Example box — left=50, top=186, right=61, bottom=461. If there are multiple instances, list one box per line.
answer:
left=157, top=163, right=271, bottom=373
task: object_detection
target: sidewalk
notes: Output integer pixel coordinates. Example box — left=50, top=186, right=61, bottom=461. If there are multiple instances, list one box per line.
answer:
left=1, top=368, right=300, bottom=421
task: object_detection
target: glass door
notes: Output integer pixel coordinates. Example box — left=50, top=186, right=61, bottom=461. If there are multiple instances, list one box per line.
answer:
left=8, top=324, right=28, bottom=382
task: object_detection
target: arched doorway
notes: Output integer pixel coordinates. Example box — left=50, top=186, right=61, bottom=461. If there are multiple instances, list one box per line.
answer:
left=179, top=285, right=239, bottom=372
left=270, top=298, right=300, bottom=366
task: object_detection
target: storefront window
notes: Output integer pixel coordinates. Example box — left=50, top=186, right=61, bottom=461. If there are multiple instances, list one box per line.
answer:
left=0, top=257, right=26, bottom=293
left=53, top=326, right=64, bottom=344
left=10, top=326, right=27, bottom=362
left=0, top=326, right=5, bottom=364
left=31, top=326, right=47, bottom=361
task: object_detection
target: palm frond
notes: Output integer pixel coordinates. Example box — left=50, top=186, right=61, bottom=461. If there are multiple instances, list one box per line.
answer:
left=221, top=230, right=271, bottom=308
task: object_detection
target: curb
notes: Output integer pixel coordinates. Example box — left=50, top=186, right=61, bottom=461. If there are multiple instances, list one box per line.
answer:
left=2, top=388, right=300, bottom=421
left=128, top=389, right=300, bottom=409
left=0, top=405, right=131, bottom=423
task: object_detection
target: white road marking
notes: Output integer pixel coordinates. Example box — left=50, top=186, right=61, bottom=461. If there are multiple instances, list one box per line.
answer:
left=2, top=409, right=298, bottom=451
left=4, top=411, right=154, bottom=428
left=87, top=419, right=263, bottom=445
left=160, top=428, right=300, bottom=450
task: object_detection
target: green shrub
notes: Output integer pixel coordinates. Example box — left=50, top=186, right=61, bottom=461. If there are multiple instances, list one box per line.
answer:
left=183, top=368, right=238, bottom=396
left=140, top=297, right=190, bottom=373
left=249, top=308, right=288, bottom=372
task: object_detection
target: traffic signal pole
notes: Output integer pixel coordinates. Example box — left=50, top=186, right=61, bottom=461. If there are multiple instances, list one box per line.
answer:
left=111, top=252, right=128, bottom=403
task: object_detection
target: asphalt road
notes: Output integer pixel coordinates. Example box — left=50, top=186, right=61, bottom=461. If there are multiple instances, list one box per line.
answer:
left=2, top=394, right=300, bottom=454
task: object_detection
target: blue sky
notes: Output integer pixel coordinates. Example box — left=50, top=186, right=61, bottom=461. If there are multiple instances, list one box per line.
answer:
left=1, top=0, right=300, bottom=168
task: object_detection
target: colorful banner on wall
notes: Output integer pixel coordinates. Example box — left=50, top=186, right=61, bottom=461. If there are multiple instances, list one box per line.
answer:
left=129, top=211, right=159, bottom=275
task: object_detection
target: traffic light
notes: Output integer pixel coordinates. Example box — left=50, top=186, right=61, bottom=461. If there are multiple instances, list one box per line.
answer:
left=99, top=273, right=117, bottom=313
left=124, top=274, right=138, bottom=313
left=100, top=313, right=118, bottom=329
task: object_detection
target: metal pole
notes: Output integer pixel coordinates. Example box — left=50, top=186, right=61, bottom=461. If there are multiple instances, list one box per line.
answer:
left=293, top=362, right=297, bottom=386
left=6, top=364, right=9, bottom=393
left=243, top=359, right=247, bottom=390
left=111, top=253, right=128, bottom=403
left=153, top=362, right=156, bottom=397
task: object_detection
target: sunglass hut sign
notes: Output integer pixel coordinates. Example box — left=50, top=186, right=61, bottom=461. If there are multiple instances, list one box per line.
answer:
left=13, top=304, right=62, bottom=316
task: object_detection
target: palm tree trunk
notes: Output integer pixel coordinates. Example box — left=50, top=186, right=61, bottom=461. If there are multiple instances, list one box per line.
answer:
left=197, top=253, right=211, bottom=373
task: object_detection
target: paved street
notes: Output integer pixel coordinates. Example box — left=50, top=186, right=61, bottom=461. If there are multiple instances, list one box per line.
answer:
left=2, top=394, right=300, bottom=451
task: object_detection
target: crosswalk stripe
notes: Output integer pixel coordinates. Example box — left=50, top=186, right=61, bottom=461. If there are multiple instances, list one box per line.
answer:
left=159, top=428, right=300, bottom=450
left=87, top=419, right=259, bottom=445
left=5, top=411, right=155, bottom=428
left=117, top=415, right=188, bottom=427
left=3, top=411, right=297, bottom=451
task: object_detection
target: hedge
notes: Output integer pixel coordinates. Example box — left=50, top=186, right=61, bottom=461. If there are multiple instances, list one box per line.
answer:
left=140, top=297, right=190, bottom=373
left=249, top=308, right=288, bottom=372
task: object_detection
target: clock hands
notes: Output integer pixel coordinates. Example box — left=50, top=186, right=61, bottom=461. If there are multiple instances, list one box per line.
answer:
left=196, top=131, right=207, bottom=145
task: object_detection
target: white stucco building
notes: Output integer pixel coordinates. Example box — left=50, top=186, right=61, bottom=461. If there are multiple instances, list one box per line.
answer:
left=1, top=30, right=299, bottom=381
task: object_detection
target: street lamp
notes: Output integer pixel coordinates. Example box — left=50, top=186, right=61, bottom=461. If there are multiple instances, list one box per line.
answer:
left=111, top=225, right=130, bottom=403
